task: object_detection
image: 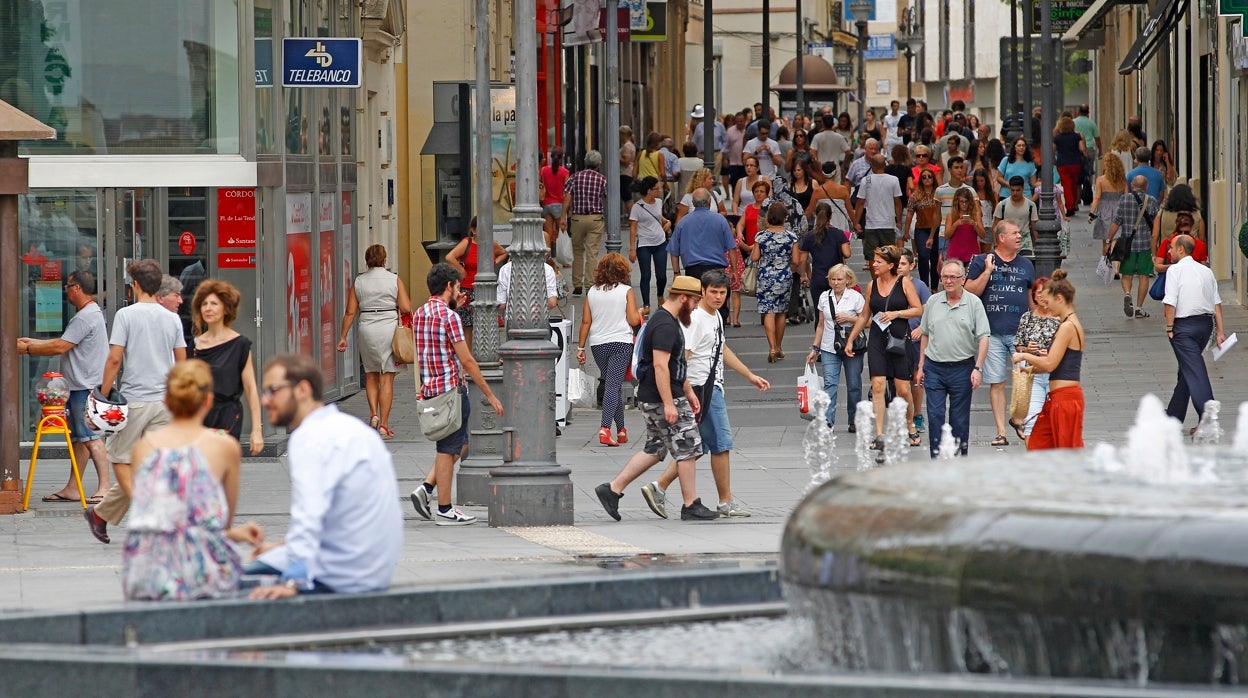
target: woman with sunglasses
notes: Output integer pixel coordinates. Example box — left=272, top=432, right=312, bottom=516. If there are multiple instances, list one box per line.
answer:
left=843, top=245, right=925, bottom=448
left=784, top=129, right=819, bottom=175
left=902, top=169, right=942, bottom=287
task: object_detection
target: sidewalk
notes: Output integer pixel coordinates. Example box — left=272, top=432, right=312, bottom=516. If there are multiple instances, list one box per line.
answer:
left=2, top=215, right=1245, bottom=614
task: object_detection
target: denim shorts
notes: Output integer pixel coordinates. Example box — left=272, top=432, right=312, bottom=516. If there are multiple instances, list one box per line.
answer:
left=66, top=389, right=100, bottom=444
left=639, top=398, right=702, bottom=462
left=541, top=202, right=563, bottom=219
left=698, top=385, right=733, bottom=455
left=982, top=334, right=1014, bottom=385
left=435, top=388, right=471, bottom=455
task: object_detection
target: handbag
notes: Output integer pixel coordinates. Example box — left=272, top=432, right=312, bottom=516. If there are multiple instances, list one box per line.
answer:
left=1009, top=365, right=1035, bottom=422
left=417, top=387, right=462, bottom=442
left=881, top=281, right=908, bottom=356
left=826, top=290, right=866, bottom=355
left=741, top=261, right=759, bottom=296
left=391, top=312, right=415, bottom=364
left=1149, top=270, right=1167, bottom=301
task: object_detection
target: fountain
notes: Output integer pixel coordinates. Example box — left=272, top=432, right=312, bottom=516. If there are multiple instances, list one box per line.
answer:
left=782, top=394, right=1248, bottom=685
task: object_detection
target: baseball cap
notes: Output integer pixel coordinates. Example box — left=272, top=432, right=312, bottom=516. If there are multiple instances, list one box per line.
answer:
left=669, top=275, right=703, bottom=297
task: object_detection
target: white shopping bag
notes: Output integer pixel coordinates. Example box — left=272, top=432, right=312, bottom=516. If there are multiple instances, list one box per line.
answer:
left=1095, top=255, right=1114, bottom=286
left=797, top=363, right=819, bottom=421
left=568, top=367, right=596, bottom=408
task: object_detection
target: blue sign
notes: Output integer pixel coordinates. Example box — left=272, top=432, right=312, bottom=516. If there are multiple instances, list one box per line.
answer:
left=282, top=38, right=362, bottom=88
left=865, top=34, right=896, bottom=60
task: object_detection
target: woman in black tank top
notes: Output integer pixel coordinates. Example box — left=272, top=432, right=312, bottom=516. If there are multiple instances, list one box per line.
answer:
left=844, top=245, right=925, bottom=449
left=1011, top=270, right=1084, bottom=450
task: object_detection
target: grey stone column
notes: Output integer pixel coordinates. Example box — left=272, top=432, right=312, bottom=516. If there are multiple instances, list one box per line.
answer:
left=1032, top=6, right=1062, bottom=279
left=489, top=0, right=574, bottom=526
left=458, top=0, right=505, bottom=505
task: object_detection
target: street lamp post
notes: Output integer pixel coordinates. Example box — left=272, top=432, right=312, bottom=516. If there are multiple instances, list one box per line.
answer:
left=489, top=0, right=574, bottom=526
left=1031, top=0, right=1062, bottom=278
left=850, top=0, right=871, bottom=135
left=896, top=6, right=923, bottom=102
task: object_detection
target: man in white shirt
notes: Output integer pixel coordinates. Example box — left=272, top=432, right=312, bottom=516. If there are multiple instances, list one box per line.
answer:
left=250, top=353, right=403, bottom=598
left=497, top=259, right=559, bottom=326
left=1161, top=234, right=1227, bottom=427
left=851, top=154, right=903, bottom=264
left=811, top=113, right=851, bottom=177
left=883, top=100, right=904, bottom=151
left=638, top=270, right=769, bottom=519
left=844, top=138, right=880, bottom=188
left=743, top=120, right=783, bottom=178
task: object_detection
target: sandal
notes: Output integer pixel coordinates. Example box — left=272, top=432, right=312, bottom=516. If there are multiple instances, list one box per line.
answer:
left=908, top=432, right=922, bottom=447
left=767, top=351, right=777, bottom=363
left=869, top=436, right=884, bottom=451
left=1134, top=308, right=1150, bottom=318
left=369, top=414, right=379, bottom=429
left=990, top=434, right=1009, bottom=447
left=378, top=425, right=395, bottom=440
left=1008, top=419, right=1026, bottom=440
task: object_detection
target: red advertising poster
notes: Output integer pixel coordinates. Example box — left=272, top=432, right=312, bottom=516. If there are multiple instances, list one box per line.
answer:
left=286, top=193, right=313, bottom=356
left=318, top=193, right=337, bottom=384
left=218, top=188, right=257, bottom=248
left=340, top=191, right=355, bottom=380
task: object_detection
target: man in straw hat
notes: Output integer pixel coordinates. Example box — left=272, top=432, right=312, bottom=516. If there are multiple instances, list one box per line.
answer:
left=595, top=275, right=720, bottom=521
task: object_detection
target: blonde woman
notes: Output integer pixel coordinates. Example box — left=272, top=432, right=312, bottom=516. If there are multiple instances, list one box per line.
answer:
left=675, top=167, right=727, bottom=224
left=1109, top=130, right=1135, bottom=180
left=1089, top=152, right=1127, bottom=257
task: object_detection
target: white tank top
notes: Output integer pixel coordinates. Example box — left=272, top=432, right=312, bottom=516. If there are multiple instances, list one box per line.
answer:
left=586, top=284, right=634, bottom=346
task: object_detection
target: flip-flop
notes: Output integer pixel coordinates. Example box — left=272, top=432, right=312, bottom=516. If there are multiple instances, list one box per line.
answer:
left=1009, top=419, right=1026, bottom=440
left=908, top=432, right=922, bottom=447
left=991, top=435, right=1009, bottom=447
left=87, top=495, right=104, bottom=505
left=41, top=493, right=80, bottom=503
left=1134, top=308, right=1150, bottom=318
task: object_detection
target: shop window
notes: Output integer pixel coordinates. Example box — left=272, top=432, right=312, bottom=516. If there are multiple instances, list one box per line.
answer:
left=2, top=0, right=241, bottom=155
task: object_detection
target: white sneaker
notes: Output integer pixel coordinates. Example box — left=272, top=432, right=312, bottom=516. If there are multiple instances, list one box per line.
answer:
left=716, top=499, right=751, bottom=518
left=640, top=481, right=668, bottom=519
left=435, top=507, right=478, bottom=526
left=410, top=487, right=432, bottom=520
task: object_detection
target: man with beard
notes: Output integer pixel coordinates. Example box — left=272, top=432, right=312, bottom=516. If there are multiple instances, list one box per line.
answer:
left=249, top=353, right=403, bottom=598
left=595, top=276, right=720, bottom=521
left=408, top=263, right=504, bottom=526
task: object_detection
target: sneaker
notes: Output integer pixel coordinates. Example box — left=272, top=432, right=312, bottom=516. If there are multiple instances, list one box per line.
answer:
left=680, top=498, right=720, bottom=521
left=914, top=414, right=925, bottom=433
left=1123, top=294, right=1134, bottom=318
left=410, top=487, right=432, bottom=520
left=640, top=481, right=668, bottom=519
left=595, top=483, right=622, bottom=521
left=716, top=499, right=751, bottom=518
left=434, top=507, right=477, bottom=526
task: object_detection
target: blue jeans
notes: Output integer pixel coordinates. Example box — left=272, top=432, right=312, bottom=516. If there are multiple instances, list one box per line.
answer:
left=699, top=385, right=733, bottom=454
left=820, top=350, right=863, bottom=427
left=635, top=240, right=668, bottom=307
left=914, top=228, right=938, bottom=289
left=924, top=359, right=974, bottom=458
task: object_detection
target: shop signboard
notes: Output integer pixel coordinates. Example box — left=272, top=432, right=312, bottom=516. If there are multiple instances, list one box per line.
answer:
left=318, top=193, right=337, bottom=384
left=217, top=189, right=257, bottom=248
left=286, top=194, right=313, bottom=355
left=282, top=38, right=362, bottom=88
left=1031, top=0, right=1104, bottom=33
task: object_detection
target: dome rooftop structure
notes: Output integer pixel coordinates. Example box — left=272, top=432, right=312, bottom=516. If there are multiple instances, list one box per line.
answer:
left=771, top=54, right=853, bottom=93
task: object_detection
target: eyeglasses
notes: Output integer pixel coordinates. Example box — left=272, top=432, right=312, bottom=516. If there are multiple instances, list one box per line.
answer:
left=261, top=382, right=295, bottom=399
left=940, top=274, right=965, bottom=281
left=65, top=282, right=81, bottom=291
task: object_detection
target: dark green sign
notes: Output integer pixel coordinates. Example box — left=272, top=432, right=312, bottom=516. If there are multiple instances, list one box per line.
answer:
left=1030, top=0, right=1104, bottom=33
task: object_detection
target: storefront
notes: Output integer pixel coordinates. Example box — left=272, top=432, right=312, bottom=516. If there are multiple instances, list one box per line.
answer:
left=6, top=0, right=368, bottom=440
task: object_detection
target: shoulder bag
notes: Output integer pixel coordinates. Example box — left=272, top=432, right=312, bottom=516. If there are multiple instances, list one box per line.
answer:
left=829, top=291, right=867, bottom=355
left=392, top=311, right=415, bottom=364
left=882, top=282, right=909, bottom=356
left=1108, top=193, right=1147, bottom=263
left=411, top=315, right=463, bottom=442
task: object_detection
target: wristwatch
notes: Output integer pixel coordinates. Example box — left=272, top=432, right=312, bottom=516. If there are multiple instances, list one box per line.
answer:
left=283, top=579, right=301, bottom=593
left=972, top=366, right=982, bottom=372
left=811, top=344, right=820, bottom=351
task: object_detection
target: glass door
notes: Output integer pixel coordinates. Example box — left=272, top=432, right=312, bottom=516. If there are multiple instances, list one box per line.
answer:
left=101, top=189, right=156, bottom=326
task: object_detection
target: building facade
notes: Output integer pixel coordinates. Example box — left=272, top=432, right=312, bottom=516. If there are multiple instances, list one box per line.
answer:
left=5, top=0, right=404, bottom=440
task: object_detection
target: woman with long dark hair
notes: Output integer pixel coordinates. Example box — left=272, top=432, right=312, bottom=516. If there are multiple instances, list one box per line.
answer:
left=995, top=136, right=1038, bottom=199
left=1151, top=183, right=1204, bottom=254
left=785, top=128, right=818, bottom=174
left=970, top=168, right=999, bottom=252
left=902, top=169, right=942, bottom=287
left=752, top=201, right=799, bottom=362
left=1012, top=269, right=1084, bottom=450
left=795, top=200, right=853, bottom=311
left=540, top=147, right=569, bottom=243
left=628, top=176, right=671, bottom=317
left=577, top=253, right=642, bottom=447
left=1152, top=140, right=1177, bottom=186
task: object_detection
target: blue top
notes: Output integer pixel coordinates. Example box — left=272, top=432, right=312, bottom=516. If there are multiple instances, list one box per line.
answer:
left=967, top=252, right=1036, bottom=336
left=668, top=208, right=736, bottom=266
left=908, top=278, right=931, bottom=335
left=1125, top=165, right=1167, bottom=201
left=997, top=158, right=1038, bottom=198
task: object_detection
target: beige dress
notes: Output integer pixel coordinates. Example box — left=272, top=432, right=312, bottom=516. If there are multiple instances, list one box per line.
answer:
left=354, top=267, right=399, bottom=373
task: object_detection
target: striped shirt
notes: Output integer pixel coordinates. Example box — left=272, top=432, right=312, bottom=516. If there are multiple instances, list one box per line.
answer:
left=564, top=168, right=607, bottom=214
left=414, top=296, right=464, bottom=399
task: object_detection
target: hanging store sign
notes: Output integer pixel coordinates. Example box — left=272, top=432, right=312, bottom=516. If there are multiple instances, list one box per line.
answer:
left=865, top=34, right=896, bottom=60
left=630, top=1, right=668, bottom=42
left=1030, top=0, right=1104, bottom=33
left=282, top=38, right=362, bottom=88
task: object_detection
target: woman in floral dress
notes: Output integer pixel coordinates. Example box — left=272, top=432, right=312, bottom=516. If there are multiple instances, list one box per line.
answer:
left=751, top=201, right=799, bottom=362
left=121, top=360, right=263, bottom=601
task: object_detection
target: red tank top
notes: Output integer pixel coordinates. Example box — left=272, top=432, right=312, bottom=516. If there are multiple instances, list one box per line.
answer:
left=463, top=241, right=479, bottom=288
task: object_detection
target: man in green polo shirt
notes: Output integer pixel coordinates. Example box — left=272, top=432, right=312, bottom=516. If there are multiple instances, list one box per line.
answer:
left=915, top=259, right=990, bottom=458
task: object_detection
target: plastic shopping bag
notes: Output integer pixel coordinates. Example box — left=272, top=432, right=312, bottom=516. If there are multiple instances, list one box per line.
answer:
left=798, top=363, right=819, bottom=420
left=569, top=367, right=596, bottom=409
left=1095, top=255, right=1114, bottom=286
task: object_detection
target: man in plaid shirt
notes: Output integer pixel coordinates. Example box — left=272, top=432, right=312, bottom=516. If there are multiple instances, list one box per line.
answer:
left=559, top=149, right=608, bottom=294
left=409, top=263, right=504, bottom=526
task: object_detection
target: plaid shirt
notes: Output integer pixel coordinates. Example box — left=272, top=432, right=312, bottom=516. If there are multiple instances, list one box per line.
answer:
left=1112, top=191, right=1158, bottom=253
left=414, top=296, right=464, bottom=399
left=564, top=168, right=607, bottom=214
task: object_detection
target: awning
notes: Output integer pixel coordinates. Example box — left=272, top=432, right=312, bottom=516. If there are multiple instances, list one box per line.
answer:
left=420, top=122, right=460, bottom=156
left=1117, top=0, right=1190, bottom=74
left=1060, top=0, right=1118, bottom=45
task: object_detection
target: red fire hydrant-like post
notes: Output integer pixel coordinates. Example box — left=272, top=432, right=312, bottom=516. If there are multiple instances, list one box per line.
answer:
left=0, top=100, right=55, bottom=513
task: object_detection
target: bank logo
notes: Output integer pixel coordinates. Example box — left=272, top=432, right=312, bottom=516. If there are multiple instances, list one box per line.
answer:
left=305, top=42, right=333, bottom=67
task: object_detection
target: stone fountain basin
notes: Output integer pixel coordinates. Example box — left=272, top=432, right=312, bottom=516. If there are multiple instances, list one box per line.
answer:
left=780, top=449, right=1248, bottom=682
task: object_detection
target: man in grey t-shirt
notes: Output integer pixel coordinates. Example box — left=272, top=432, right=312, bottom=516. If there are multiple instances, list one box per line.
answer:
left=17, top=270, right=111, bottom=503
left=84, top=259, right=186, bottom=544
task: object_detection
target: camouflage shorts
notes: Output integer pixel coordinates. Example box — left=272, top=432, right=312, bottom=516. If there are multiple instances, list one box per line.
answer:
left=638, top=398, right=702, bottom=462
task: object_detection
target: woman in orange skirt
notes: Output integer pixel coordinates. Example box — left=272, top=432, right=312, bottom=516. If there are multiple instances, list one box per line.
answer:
left=1011, top=269, right=1085, bottom=450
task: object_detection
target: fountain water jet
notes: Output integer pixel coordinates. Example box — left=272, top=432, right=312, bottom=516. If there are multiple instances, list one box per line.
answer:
left=802, top=387, right=835, bottom=492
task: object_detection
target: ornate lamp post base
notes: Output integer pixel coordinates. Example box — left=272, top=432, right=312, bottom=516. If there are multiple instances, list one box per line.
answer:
left=457, top=366, right=505, bottom=505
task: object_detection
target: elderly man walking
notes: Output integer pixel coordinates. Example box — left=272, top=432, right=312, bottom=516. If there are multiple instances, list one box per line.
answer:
left=668, top=188, right=737, bottom=283
left=1162, top=234, right=1228, bottom=427
left=560, top=149, right=608, bottom=294
left=915, top=260, right=990, bottom=457
left=965, top=221, right=1036, bottom=447
left=1105, top=175, right=1160, bottom=318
